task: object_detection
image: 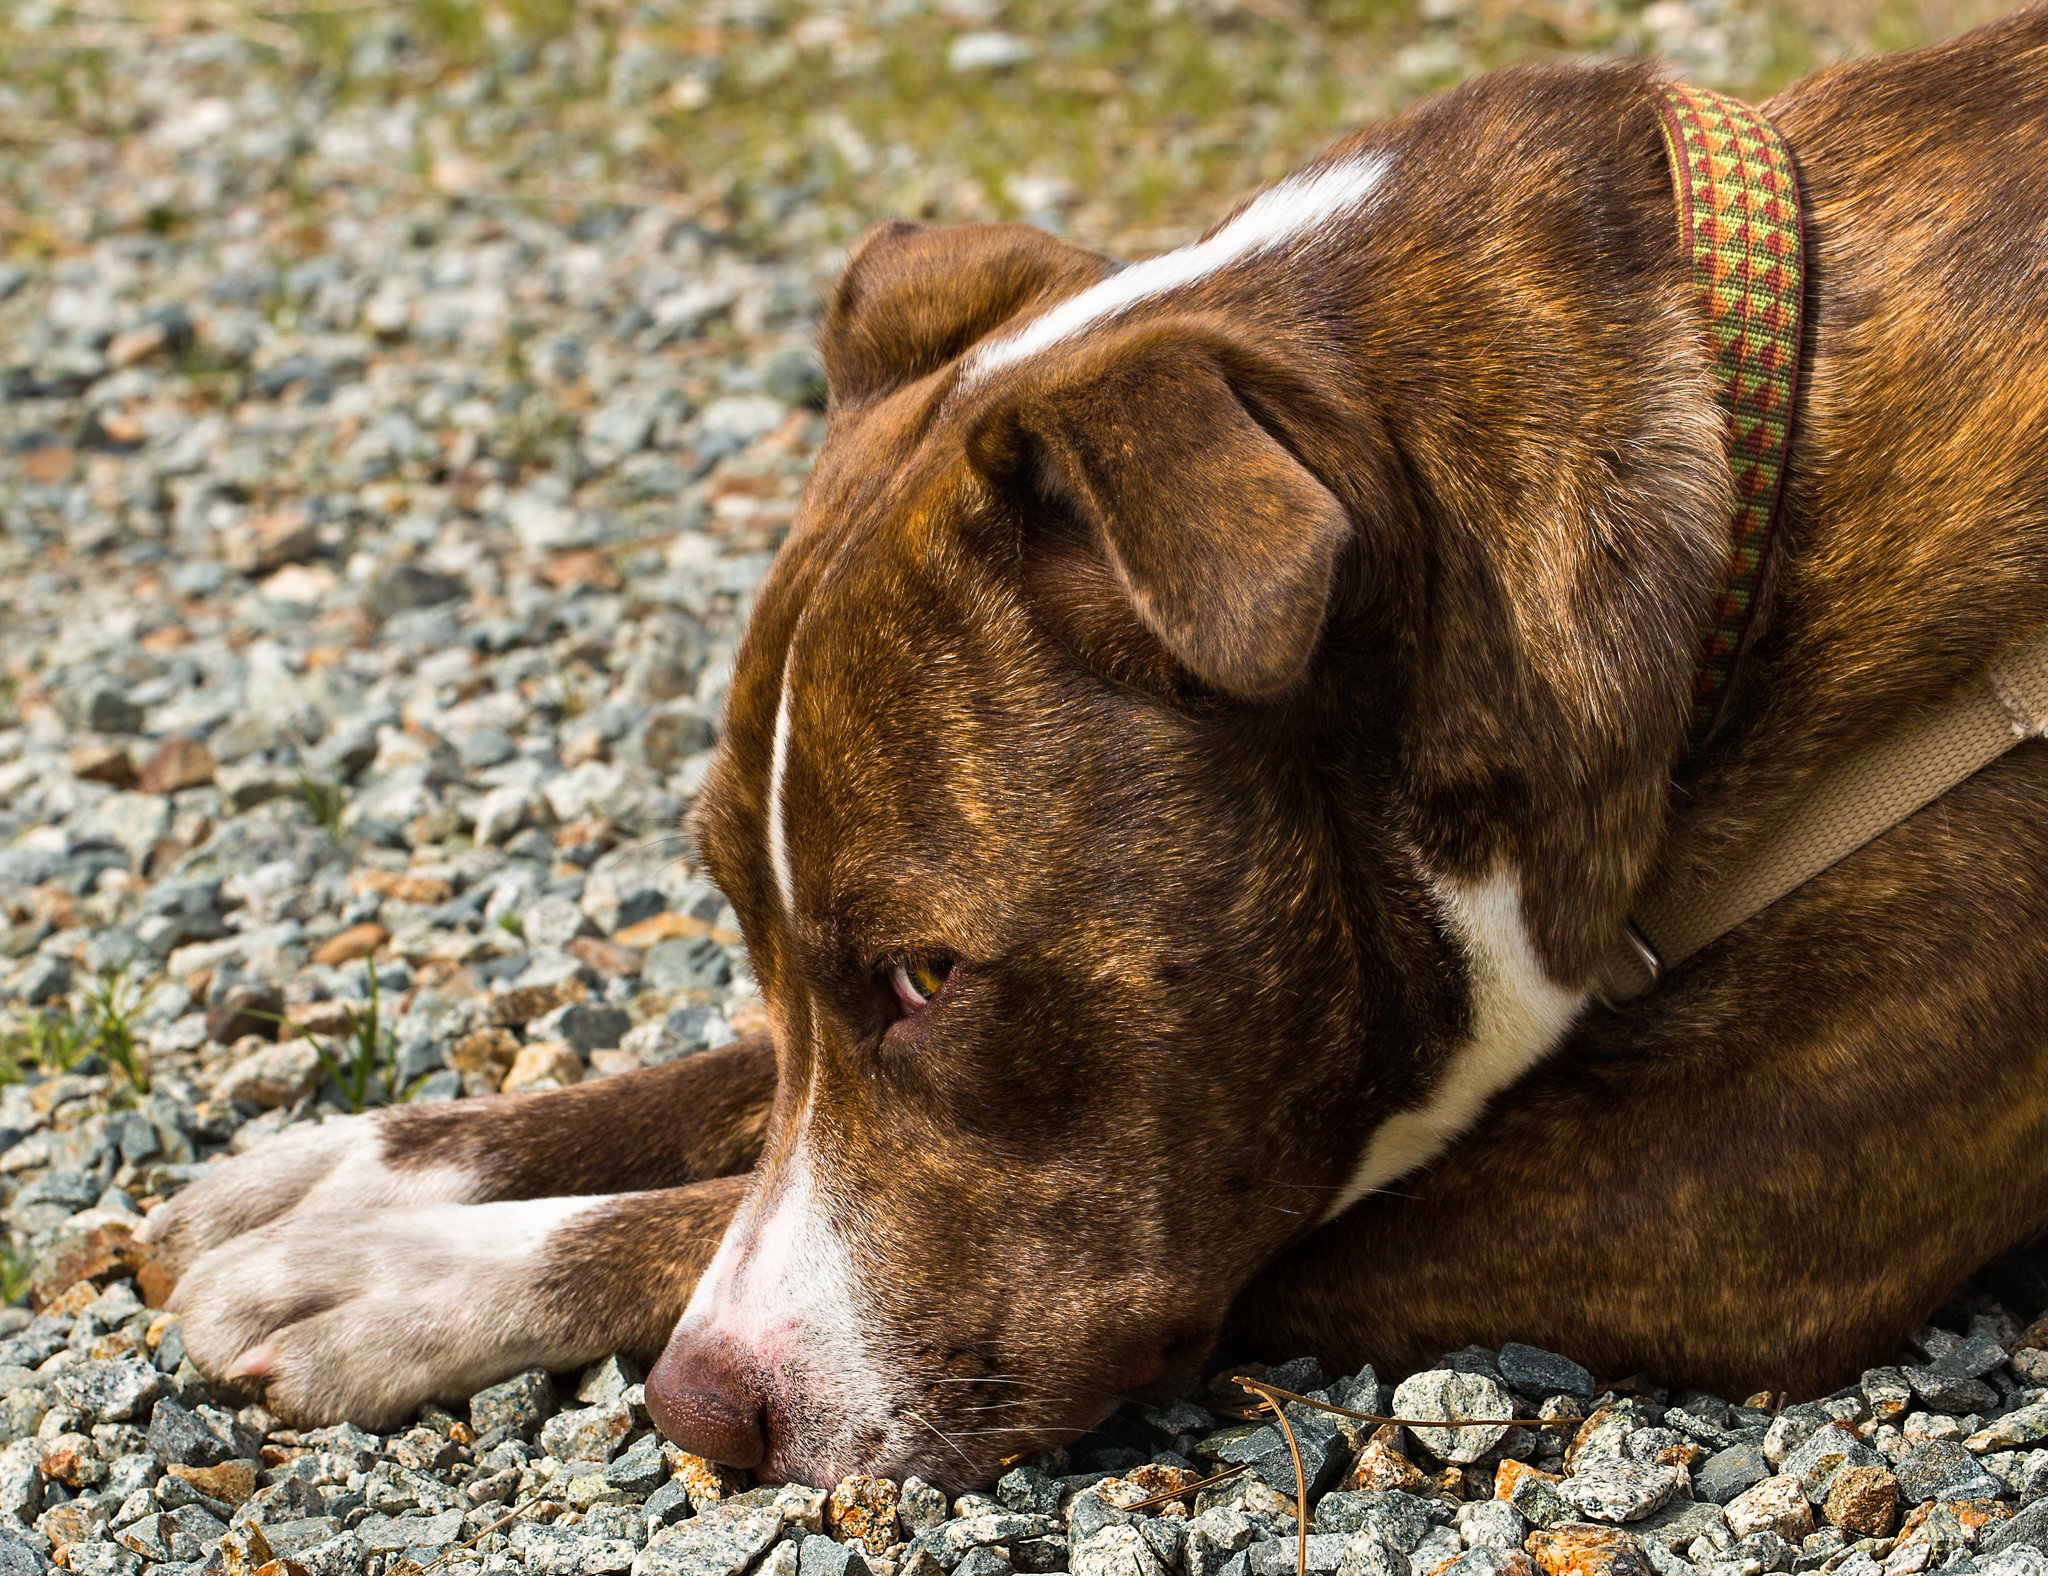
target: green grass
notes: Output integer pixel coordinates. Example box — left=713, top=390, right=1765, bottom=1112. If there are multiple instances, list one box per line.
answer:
left=0, top=1239, right=32, bottom=1306
left=78, top=964, right=149, bottom=1095
left=267, top=960, right=425, bottom=1113
left=0, top=964, right=153, bottom=1092
left=0, top=0, right=2009, bottom=263
left=4, top=1003, right=93, bottom=1078
left=294, top=765, right=347, bottom=841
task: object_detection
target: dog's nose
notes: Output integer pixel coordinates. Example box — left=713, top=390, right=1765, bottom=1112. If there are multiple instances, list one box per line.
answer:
left=645, top=1337, right=768, bottom=1469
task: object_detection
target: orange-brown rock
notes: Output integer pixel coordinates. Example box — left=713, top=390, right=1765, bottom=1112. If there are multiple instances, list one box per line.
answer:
left=40, top=1433, right=102, bottom=1488
left=106, top=319, right=173, bottom=368
left=137, top=1257, right=177, bottom=1309
left=559, top=726, right=607, bottom=769
left=1823, top=1463, right=1900, bottom=1537
left=27, top=883, right=80, bottom=931
left=1527, top=1524, right=1655, bottom=1576
left=29, top=1224, right=148, bottom=1310
left=43, top=1281, right=102, bottom=1318
left=68, top=743, right=136, bottom=786
left=346, top=868, right=455, bottom=906
left=248, top=509, right=321, bottom=572
left=219, top=1522, right=275, bottom=1576
left=39, top=1498, right=107, bottom=1547
left=1496, top=1459, right=1561, bottom=1499
left=568, top=935, right=643, bottom=978
left=672, top=1451, right=745, bottom=1512
left=171, top=1459, right=258, bottom=1506
left=555, top=815, right=617, bottom=849
left=487, top=979, right=587, bottom=1027
left=137, top=737, right=216, bottom=794
left=312, top=922, right=387, bottom=967
left=827, top=1474, right=902, bottom=1560
left=614, top=911, right=710, bottom=948
left=542, top=549, right=623, bottom=592
left=501, top=1040, right=581, bottom=1092
left=1099, top=1464, right=1198, bottom=1518
left=449, top=1028, right=521, bottom=1095
left=1348, top=1426, right=1428, bottom=1493
left=283, top=999, right=357, bottom=1038
left=87, top=1329, right=142, bottom=1361
left=1125, top=1462, right=1200, bottom=1499
left=1565, top=1406, right=1619, bottom=1474
left=1947, top=1500, right=2011, bottom=1534
left=21, top=444, right=72, bottom=483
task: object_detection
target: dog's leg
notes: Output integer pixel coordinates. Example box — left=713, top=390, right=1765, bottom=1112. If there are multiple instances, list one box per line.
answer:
left=140, top=1035, right=776, bottom=1276
left=169, top=1177, right=745, bottom=1428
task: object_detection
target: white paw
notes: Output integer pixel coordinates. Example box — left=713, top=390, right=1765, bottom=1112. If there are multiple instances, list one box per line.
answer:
left=169, top=1195, right=616, bottom=1428
left=137, top=1110, right=479, bottom=1275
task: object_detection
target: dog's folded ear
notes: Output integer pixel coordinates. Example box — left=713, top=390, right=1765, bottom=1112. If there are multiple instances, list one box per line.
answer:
left=821, top=220, right=1118, bottom=408
left=966, top=327, right=1355, bottom=700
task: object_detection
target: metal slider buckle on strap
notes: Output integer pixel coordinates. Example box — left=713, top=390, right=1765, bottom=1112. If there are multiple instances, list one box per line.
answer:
left=1592, top=920, right=1664, bottom=1012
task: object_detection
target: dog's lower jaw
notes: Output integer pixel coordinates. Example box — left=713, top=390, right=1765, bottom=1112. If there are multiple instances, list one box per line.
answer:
left=1323, top=866, right=1587, bottom=1222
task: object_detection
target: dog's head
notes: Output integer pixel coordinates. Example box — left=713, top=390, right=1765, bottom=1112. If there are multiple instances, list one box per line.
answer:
left=646, top=82, right=1732, bottom=1488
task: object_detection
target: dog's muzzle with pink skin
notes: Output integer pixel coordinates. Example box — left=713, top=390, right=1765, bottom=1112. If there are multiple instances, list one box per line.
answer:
left=645, top=1143, right=893, bottom=1485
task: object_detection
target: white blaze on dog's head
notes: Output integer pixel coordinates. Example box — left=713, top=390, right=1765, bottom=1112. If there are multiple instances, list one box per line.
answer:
left=768, top=669, right=797, bottom=914
left=961, top=151, right=1392, bottom=386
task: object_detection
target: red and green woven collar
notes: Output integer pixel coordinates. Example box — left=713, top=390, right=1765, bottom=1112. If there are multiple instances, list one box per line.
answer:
left=1653, top=81, right=1805, bottom=757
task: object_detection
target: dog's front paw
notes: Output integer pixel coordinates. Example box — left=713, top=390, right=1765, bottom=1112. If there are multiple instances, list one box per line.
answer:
left=170, top=1195, right=614, bottom=1428
left=137, top=1110, right=477, bottom=1278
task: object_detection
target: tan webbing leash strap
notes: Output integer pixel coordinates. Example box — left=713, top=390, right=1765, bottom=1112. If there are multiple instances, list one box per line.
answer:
left=1597, top=628, right=2048, bottom=1005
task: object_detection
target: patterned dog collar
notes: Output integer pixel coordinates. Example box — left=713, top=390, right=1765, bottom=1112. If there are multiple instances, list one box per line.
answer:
left=1652, top=82, right=1806, bottom=758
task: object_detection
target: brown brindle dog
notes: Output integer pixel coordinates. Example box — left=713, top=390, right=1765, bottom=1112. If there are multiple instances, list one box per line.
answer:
left=142, top=6, right=2048, bottom=1490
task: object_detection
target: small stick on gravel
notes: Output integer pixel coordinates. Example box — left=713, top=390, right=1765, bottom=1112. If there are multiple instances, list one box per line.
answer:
left=1237, top=1378, right=1310, bottom=1576
left=409, top=1490, right=548, bottom=1573
left=1119, top=1461, right=1247, bottom=1512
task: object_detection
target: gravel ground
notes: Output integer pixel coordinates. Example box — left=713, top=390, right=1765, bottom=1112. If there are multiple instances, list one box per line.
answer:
left=0, top=3, right=2038, bottom=1576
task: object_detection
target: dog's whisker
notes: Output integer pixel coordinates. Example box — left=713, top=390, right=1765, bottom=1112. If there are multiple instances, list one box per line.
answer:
left=903, top=1408, right=980, bottom=1473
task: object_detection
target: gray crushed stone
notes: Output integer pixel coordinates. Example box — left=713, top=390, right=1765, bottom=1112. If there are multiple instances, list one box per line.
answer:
left=0, top=6, right=2044, bottom=1576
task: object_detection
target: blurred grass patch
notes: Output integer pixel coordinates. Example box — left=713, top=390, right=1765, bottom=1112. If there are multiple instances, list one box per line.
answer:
left=0, top=0, right=2015, bottom=253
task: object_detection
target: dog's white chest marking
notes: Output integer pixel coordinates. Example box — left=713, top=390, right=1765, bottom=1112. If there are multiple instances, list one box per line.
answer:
left=1325, top=867, right=1586, bottom=1221
left=964, top=153, right=1392, bottom=384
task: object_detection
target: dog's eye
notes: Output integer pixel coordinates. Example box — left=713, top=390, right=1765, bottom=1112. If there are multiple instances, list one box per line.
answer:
left=889, top=957, right=953, bottom=1012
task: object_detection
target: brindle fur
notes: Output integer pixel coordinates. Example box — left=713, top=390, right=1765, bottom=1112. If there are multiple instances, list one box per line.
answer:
left=152, top=7, right=2048, bottom=1479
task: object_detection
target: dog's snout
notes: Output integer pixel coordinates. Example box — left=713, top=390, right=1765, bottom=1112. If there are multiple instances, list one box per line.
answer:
left=645, top=1336, right=768, bottom=1470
